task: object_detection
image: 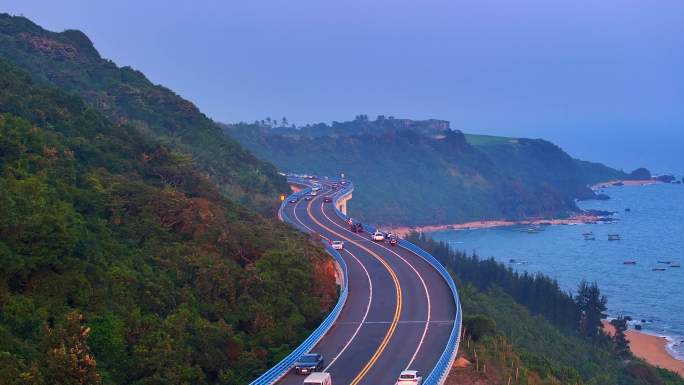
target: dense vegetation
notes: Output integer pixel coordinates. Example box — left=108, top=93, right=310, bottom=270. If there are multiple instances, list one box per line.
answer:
left=0, top=13, right=288, bottom=213
left=0, top=59, right=337, bottom=384
left=409, top=234, right=684, bottom=385
left=224, top=115, right=635, bottom=226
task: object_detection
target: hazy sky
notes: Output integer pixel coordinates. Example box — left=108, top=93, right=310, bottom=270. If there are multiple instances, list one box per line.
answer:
left=4, top=1, right=683, bottom=172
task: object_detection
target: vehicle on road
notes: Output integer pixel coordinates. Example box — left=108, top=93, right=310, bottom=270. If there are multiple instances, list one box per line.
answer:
left=289, top=197, right=299, bottom=203
left=303, top=372, right=332, bottom=385
left=395, top=370, right=422, bottom=385
left=311, top=191, right=318, bottom=196
left=312, top=185, right=321, bottom=191
left=305, top=195, right=312, bottom=201
left=388, top=236, right=398, bottom=246
left=294, top=353, right=324, bottom=375
left=331, top=240, right=344, bottom=250
left=350, top=222, right=363, bottom=233
left=372, top=231, right=385, bottom=242
left=323, top=197, right=333, bottom=203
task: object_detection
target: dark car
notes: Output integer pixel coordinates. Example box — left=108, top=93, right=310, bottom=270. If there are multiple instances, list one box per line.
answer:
left=389, top=236, right=398, bottom=246
left=293, top=353, right=324, bottom=375
left=304, top=195, right=312, bottom=201
left=289, top=197, right=298, bottom=203
left=323, top=197, right=333, bottom=203
left=350, top=222, right=364, bottom=233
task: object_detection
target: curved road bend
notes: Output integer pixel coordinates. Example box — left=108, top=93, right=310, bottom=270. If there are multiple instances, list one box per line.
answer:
left=278, top=181, right=455, bottom=385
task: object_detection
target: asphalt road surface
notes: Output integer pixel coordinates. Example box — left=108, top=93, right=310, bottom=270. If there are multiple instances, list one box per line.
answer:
left=277, top=181, right=455, bottom=385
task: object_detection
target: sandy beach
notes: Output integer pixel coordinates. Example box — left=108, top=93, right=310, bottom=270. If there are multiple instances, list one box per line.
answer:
left=603, top=321, right=684, bottom=376
left=389, top=213, right=607, bottom=237
left=592, top=179, right=663, bottom=189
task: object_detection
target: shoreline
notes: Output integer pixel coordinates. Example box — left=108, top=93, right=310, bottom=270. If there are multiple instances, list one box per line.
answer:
left=389, top=212, right=609, bottom=237
left=389, top=179, right=661, bottom=237
left=592, top=179, right=663, bottom=189
left=603, top=321, right=684, bottom=377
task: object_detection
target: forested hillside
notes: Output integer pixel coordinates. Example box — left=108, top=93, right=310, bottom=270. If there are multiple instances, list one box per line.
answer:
left=0, top=13, right=287, bottom=213
left=409, top=234, right=684, bottom=385
left=224, top=116, right=632, bottom=226
left=0, top=59, right=336, bottom=384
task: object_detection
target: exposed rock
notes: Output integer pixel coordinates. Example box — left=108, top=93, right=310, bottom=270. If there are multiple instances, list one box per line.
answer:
left=595, top=193, right=610, bottom=200
left=655, top=174, right=676, bottom=183
left=628, top=167, right=652, bottom=180
left=453, top=357, right=471, bottom=368
left=17, top=32, right=79, bottom=60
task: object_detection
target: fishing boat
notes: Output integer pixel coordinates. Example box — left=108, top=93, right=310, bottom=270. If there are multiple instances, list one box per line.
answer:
left=657, top=261, right=672, bottom=264
left=608, top=234, right=621, bottom=241
left=526, top=227, right=542, bottom=234
left=670, top=264, right=681, bottom=268
left=623, top=261, right=637, bottom=265
left=652, top=268, right=667, bottom=271
left=583, top=232, right=596, bottom=240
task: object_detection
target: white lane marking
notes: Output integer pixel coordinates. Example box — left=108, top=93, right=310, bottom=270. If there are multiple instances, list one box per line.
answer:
left=324, top=249, right=373, bottom=371
left=336, top=321, right=453, bottom=325
left=293, top=198, right=330, bottom=241
left=290, top=190, right=375, bottom=372
left=319, top=203, right=432, bottom=370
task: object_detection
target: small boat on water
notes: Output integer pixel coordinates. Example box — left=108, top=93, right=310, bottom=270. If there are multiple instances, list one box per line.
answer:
left=652, top=268, right=667, bottom=271
left=669, top=264, right=681, bottom=268
left=526, top=227, right=543, bottom=234
left=657, top=261, right=672, bottom=264
left=608, top=234, right=621, bottom=241
left=582, top=232, right=594, bottom=236
left=583, top=232, right=596, bottom=240
left=623, top=261, right=637, bottom=265
left=625, top=208, right=631, bottom=212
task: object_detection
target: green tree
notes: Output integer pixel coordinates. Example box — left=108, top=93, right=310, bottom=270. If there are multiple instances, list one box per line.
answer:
left=610, top=316, right=631, bottom=358
left=575, top=280, right=607, bottom=338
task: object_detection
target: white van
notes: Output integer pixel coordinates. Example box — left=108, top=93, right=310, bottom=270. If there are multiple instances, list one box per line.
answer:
left=303, top=372, right=332, bottom=385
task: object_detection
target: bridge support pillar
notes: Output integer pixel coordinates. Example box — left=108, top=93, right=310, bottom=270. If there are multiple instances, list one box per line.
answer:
left=336, top=192, right=351, bottom=215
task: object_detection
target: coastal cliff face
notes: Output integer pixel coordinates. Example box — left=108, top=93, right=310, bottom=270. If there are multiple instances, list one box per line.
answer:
left=224, top=118, right=631, bottom=226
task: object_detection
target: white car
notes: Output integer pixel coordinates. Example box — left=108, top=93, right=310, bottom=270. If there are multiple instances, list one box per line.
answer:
left=310, top=190, right=318, bottom=196
left=331, top=241, right=344, bottom=250
left=304, top=372, right=332, bottom=385
left=371, top=231, right=385, bottom=242
left=395, top=370, right=422, bottom=385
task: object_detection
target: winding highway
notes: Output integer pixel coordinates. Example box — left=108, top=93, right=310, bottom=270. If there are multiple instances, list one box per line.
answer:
left=277, top=178, right=457, bottom=385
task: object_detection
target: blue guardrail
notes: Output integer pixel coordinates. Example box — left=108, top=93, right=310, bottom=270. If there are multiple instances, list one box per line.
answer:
left=249, top=180, right=350, bottom=385
left=253, top=176, right=461, bottom=385
left=330, top=181, right=462, bottom=385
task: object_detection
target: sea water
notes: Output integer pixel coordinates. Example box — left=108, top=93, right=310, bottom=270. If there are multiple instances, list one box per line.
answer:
left=428, top=182, right=684, bottom=360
